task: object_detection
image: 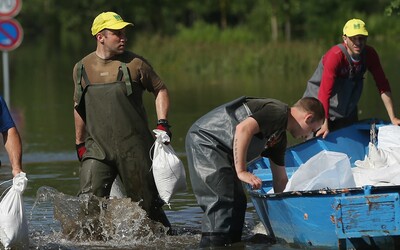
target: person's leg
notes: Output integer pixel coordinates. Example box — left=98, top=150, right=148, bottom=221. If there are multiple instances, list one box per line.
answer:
left=79, top=159, right=116, bottom=197
left=229, top=180, right=247, bottom=243
left=117, top=155, right=171, bottom=228
left=186, top=131, right=244, bottom=247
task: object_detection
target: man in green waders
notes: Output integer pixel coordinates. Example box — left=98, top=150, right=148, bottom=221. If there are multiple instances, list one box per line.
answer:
left=73, top=12, right=171, bottom=228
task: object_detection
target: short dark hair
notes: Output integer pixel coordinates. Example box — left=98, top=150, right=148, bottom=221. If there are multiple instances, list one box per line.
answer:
left=294, top=97, right=325, bottom=123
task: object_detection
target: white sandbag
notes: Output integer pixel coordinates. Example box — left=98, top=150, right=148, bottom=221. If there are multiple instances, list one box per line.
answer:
left=353, top=142, right=400, bottom=186
left=0, top=172, right=29, bottom=249
left=378, top=125, right=400, bottom=150
left=354, top=142, right=387, bottom=169
left=284, top=151, right=356, bottom=192
left=151, top=129, right=187, bottom=207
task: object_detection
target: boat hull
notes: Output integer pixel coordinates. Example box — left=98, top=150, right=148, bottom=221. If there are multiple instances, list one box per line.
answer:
left=247, top=120, right=400, bottom=249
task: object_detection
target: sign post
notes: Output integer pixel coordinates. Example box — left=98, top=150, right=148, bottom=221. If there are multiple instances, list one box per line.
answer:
left=0, top=0, right=22, bottom=106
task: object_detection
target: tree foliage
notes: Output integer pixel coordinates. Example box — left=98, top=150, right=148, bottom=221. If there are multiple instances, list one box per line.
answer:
left=17, top=0, right=399, bottom=51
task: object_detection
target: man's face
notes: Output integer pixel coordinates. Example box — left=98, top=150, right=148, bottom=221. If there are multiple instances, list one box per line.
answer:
left=292, top=116, right=323, bottom=140
left=101, top=28, right=127, bottom=55
left=344, top=35, right=367, bottom=56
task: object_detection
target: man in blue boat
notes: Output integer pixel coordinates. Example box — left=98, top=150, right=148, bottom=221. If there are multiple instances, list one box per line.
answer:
left=0, top=95, right=23, bottom=177
left=185, top=96, right=325, bottom=247
left=303, top=18, right=400, bottom=138
left=72, top=12, right=171, bottom=228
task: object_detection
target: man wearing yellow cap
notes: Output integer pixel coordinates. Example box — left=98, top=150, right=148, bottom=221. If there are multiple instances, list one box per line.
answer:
left=72, top=12, right=171, bottom=228
left=304, top=18, right=400, bottom=138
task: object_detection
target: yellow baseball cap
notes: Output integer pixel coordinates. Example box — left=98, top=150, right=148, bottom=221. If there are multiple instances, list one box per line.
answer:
left=343, top=18, right=368, bottom=37
left=91, top=12, right=134, bottom=36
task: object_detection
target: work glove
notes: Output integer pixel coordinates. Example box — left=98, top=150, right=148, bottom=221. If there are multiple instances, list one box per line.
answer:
left=156, top=119, right=172, bottom=144
left=76, top=142, right=86, bottom=161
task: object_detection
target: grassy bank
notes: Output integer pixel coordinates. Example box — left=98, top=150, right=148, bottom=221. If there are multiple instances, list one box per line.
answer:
left=131, top=36, right=331, bottom=85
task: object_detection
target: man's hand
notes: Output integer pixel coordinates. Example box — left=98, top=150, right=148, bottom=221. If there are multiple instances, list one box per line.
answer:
left=12, top=168, right=22, bottom=177
left=391, top=117, right=400, bottom=126
left=316, top=119, right=329, bottom=138
left=76, top=142, right=86, bottom=161
left=237, top=171, right=262, bottom=190
left=156, top=119, right=172, bottom=143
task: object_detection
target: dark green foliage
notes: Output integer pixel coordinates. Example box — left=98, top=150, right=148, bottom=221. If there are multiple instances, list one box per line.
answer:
left=16, top=0, right=399, bottom=52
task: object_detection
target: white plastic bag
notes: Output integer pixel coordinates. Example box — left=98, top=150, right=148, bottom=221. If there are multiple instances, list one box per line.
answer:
left=0, top=172, right=29, bottom=249
left=151, top=129, right=187, bottom=207
left=284, top=151, right=356, bottom=192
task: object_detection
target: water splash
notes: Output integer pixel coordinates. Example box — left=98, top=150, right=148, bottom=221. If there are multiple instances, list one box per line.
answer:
left=29, top=186, right=201, bottom=249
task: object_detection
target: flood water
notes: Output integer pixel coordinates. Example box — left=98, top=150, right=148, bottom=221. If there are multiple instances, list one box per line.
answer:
left=0, top=39, right=399, bottom=249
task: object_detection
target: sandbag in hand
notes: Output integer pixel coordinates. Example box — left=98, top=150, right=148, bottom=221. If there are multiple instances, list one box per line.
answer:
left=0, top=172, right=29, bottom=249
left=151, top=129, right=187, bottom=207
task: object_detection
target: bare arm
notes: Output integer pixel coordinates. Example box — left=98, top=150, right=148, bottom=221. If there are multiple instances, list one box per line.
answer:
left=233, top=117, right=262, bottom=189
left=381, top=92, right=400, bottom=125
left=3, top=127, right=23, bottom=177
left=74, top=104, right=86, bottom=144
left=269, top=161, right=288, bottom=193
left=154, top=87, right=170, bottom=120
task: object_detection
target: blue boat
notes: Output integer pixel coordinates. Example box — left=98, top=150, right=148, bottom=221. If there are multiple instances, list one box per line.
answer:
left=247, top=119, right=400, bottom=249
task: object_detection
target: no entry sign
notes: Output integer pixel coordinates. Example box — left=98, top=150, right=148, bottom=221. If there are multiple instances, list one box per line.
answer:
left=0, top=18, right=22, bottom=51
left=0, top=0, right=21, bottom=18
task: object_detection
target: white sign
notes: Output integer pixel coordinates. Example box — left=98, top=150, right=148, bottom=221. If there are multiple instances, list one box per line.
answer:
left=0, top=0, right=21, bottom=18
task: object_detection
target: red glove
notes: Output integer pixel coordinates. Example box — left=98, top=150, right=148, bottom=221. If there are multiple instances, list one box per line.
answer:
left=76, top=142, right=86, bottom=161
left=156, top=119, right=172, bottom=143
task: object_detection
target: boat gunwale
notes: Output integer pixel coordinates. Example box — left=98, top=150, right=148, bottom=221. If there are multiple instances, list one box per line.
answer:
left=247, top=185, right=400, bottom=199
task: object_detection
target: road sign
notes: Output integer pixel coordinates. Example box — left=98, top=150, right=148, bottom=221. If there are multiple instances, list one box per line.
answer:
left=0, top=0, right=21, bottom=18
left=0, top=18, right=22, bottom=51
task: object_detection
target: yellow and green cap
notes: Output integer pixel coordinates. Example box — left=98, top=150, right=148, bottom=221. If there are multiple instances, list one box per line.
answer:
left=91, top=12, right=133, bottom=36
left=343, top=18, right=368, bottom=37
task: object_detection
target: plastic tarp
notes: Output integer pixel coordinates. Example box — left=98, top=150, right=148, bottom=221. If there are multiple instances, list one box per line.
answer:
left=284, top=151, right=356, bottom=192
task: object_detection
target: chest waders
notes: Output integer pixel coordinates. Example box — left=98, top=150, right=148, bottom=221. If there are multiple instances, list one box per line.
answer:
left=75, top=61, right=170, bottom=228
left=185, top=96, right=267, bottom=247
left=303, top=44, right=366, bottom=124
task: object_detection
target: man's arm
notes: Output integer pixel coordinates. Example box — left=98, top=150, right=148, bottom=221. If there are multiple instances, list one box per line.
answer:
left=154, top=86, right=170, bottom=120
left=3, top=127, right=23, bottom=177
left=233, top=117, right=262, bottom=189
left=316, top=47, right=343, bottom=138
left=381, top=91, right=400, bottom=125
left=269, top=161, right=288, bottom=193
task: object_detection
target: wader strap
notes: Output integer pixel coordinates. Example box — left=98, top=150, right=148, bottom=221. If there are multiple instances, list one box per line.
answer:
left=75, top=61, right=91, bottom=104
left=75, top=61, right=83, bottom=104
left=243, top=102, right=252, bottom=116
left=121, top=63, right=133, bottom=96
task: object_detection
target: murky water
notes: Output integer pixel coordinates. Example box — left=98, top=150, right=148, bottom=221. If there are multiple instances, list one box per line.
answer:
left=1, top=155, right=290, bottom=250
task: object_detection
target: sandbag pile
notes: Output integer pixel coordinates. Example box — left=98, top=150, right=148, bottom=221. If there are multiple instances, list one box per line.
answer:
left=353, top=125, right=400, bottom=186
